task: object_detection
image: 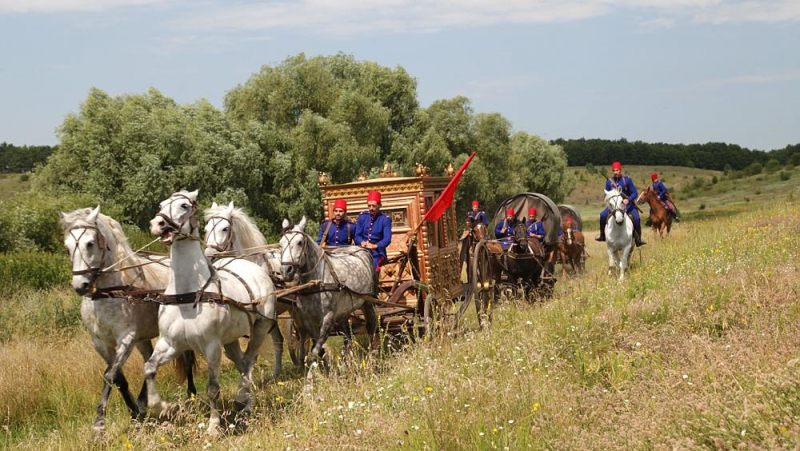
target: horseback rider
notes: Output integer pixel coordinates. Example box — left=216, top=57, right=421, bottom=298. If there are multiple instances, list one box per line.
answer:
left=317, top=198, right=356, bottom=246
left=596, top=161, right=646, bottom=247
left=651, top=173, right=681, bottom=222
left=467, top=200, right=489, bottom=227
left=355, top=190, right=393, bottom=271
left=494, top=208, right=517, bottom=249
left=525, top=207, right=545, bottom=243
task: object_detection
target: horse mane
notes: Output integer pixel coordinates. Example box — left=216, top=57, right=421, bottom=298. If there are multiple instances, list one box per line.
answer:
left=204, top=203, right=267, bottom=251
left=60, top=208, right=168, bottom=289
left=604, top=188, right=622, bottom=204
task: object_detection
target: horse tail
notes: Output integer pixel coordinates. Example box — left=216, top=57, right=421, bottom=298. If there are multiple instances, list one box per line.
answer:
left=173, top=350, right=197, bottom=385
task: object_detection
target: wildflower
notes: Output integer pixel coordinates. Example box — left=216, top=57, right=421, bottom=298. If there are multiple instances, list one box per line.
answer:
left=508, top=420, right=514, bottom=424
left=275, top=396, right=283, bottom=402
left=277, top=381, right=285, bottom=386
left=413, top=397, right=419, bottom=402
left=160, top=436, right=166, bottom=443
left=479, top=432, right=485, bottom=437
left=425, top=386, right=433, bottom=392
left=532, top=402, right=540, bottom=413
left=348, top=401, right=354, bottom=409
left=198, top=422, right=206, bottom=430
left=682, top=374, right=688, bottom=380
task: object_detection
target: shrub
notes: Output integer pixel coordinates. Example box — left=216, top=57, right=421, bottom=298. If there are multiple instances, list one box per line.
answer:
left=755, top=190, right=761, bottom=195
left=765, top=159, right=781, bottom=174
left=19, top=174, right=29, bottom=182
left=699, top=204, right=706, bottom=210
left=711, top=176, right=718, bottom=184
left=780, top=171, right=791, bottom=181
left=744, top=197, right=751, bottom=202
left=0, top=252, right=70, bottom=293
left=743, top=162, right=763, bottom=176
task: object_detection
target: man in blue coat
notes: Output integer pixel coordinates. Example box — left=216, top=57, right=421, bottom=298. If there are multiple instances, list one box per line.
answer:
left=355, top=190, right=392, bottom=270
left=317, top=198, right=355, bottom=246
left=651, top=172, right=681, bottom=222
left=467, top=200, right=489, bottom=227
left=526, top=207, right=545, bottom=242
left=494, top=208, right=517, bottom=249
left=596, top=161, right=646, bottom=247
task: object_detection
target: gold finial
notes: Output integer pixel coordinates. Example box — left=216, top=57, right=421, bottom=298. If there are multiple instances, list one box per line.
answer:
left=415, top=162, right=430, bottom=177
left=356, top=171, right=368, bottom=181
left=318, top=171, right=330, bottom=186
left=380, top=163, right=395, bottom=178
left=445, top=162, right=455, bottom=177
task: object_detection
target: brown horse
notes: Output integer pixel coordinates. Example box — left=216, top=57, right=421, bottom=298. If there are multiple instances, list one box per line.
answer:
left=557, top=223, right=585, bottom=279
left=636, top=186, right=673, bottom=239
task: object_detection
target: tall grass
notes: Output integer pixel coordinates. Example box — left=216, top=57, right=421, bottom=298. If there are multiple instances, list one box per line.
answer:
left=1, top=195, right=798, bottom=449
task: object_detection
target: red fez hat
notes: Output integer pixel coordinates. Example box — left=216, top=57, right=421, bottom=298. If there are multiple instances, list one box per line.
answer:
left=367, top=191, right=381, bottom=203
left=528, top=207, right=537, bottom=217
left=472, top=200, right=479, bottom=207
left=506, top=208, right=515, bottom=216
left=566, top=216, right=573, bottom=223
left=611, top=161, right=622, bottom=170
left=333, top=199, right=347, bottom=210
left=651, top=172, right=658, bottom=181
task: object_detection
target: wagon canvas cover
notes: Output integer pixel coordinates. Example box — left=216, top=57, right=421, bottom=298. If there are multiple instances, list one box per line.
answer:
left=492, top=193, right=562, bottom=246
left=557, top=204, right=583, bottom=231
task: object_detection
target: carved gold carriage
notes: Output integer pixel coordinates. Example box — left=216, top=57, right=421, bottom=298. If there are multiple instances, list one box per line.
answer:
left=320, top=174, right=463, bottom=333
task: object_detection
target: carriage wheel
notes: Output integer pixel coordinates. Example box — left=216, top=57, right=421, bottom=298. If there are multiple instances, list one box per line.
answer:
left=471, top=240, right=494, bottom=328
left=286, top=318, right=314, bottom=367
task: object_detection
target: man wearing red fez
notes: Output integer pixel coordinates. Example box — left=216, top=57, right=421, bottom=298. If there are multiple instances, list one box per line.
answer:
left=525, top=207, right=545, bottom=242
left=355, top=191, right=393, bottom=270
left=597, top=161, right=646, bottom=247
left=558, top=216, right=577, bottom=239
left=466, top=200, right=488, bottom=227
left=494, top=207, right=518, bottom=248
left=317, top=199, right=355, bottom=247
left=651, top=173, right=681, bottom=222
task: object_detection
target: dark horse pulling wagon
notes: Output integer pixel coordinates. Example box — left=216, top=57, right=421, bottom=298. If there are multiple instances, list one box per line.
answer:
left=460, top=193, right=561, bottom=326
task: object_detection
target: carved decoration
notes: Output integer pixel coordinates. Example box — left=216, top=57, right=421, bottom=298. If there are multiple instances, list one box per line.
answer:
left=415, top=162, right=430, bottom=177
left=318, top=171, right=330, bottom=186
left=445, top=162, right=455, bottom=177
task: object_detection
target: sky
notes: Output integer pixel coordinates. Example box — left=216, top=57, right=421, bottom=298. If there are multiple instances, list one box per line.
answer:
left=1, top=0, right=798, bottom=151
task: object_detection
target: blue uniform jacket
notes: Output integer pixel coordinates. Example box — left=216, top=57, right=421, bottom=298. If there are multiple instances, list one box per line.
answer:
left=526, top=220, right=545, bottom=242
left=605, top=175, right=639, bottom=214
left=467, top=210, right=489, bottom=226
left=494, top=218, right=517, bottom=248
left=653, top=180, right=669, bottom=201
left=354, top=211, right=392, bottom=267
left=316, top=218, right=355, bottom=246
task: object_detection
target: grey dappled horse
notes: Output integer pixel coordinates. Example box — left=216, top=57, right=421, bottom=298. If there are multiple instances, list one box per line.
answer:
left=604, top=188, right=634, bottom=280
left=60, top=206, right=196, bottom=438
left=279, top=217, right=378, bottom=378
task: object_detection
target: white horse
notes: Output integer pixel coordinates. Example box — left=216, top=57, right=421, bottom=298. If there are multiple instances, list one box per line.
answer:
left=279, top=217, right=379, bottom=377
left=604, top=188, right=634, bottom=280
left=59, top=206, right=196, bottom=437
left=203, top=201, right=282, bottom=280
left=143, top=190, right=279, bottom=434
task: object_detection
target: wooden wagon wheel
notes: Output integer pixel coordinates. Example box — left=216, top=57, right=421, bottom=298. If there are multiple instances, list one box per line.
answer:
left=456, top=239, right=494, bottom=329
left=286, top=317, right=312, bottom=367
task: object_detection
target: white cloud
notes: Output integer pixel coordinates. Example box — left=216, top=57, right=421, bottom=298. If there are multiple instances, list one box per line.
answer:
left=691, top=0, right=800, bottom=24
left=637, top=16, right=677, bottom=30
left=0, top=0, right=177, bottom=14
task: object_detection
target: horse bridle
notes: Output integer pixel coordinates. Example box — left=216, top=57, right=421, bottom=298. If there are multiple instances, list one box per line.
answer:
left=205, top=215, right=235, bottom=252
left=280, top=229, right=326, bottom=278
left=68, top=225, right=109, bottom=287
left=156, top=194, right=198, bottom=241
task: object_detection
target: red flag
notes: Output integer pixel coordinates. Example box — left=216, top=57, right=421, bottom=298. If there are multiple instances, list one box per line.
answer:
left=423, top=152, right=476, bottom=223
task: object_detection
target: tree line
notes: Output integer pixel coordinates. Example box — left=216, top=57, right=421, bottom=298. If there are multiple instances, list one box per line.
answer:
left=0, top=143, right=55, bottom=173
left=553, top=138, right=800, bottom=171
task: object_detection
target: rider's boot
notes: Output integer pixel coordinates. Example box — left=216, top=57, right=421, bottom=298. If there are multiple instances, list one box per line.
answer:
left=673, top=212, right=681, bottom=223
left=595, top=216, right=606, bottom=242
left=634, top=223, right=646, bottom=247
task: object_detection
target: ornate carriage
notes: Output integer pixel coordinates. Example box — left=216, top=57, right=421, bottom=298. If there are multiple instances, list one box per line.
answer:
left=318, top=173, right=464, bottom=334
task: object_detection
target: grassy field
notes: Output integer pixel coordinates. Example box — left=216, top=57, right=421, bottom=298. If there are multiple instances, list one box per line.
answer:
left=0, top=173, right=30, bottom=198
left=1, top=166, right=798, bottom=449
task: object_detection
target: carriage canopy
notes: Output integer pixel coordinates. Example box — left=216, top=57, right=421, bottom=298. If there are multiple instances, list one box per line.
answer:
left=557, top=204, right=583, bottom=231
left=493, top=193, right=562, bottom=246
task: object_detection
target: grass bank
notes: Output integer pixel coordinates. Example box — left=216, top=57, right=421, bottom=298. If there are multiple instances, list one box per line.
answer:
left=2, top=191, right=798, bottom=449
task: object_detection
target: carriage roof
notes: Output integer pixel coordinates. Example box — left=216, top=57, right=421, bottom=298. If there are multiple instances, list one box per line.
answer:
left=493, top=192, right=562, bottom=246
left=557, top=204, right=583, bottom=231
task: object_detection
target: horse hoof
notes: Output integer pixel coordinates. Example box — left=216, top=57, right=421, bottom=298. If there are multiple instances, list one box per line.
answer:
left=92, top=422, right=106, bottom=440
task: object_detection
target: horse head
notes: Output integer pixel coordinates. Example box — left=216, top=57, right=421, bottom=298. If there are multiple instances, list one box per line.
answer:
left=472, top=222, right=488, bottom=241
left=60, top=205, right=117, bottom=295
left=635, top=186, right=652, bottom=206
left=279, top=216, right=310, bottom=283
left=563, top=222, right=574, bottom=246
left=204, top=201, right=235, bottom=255
left=604, top=188, right=626, bottom=225
left=512, top=222, right=530, bottom=252
left=150, top=190, right=199, bottom=244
